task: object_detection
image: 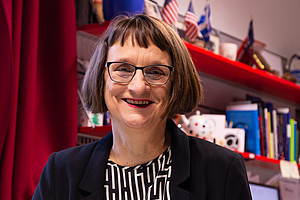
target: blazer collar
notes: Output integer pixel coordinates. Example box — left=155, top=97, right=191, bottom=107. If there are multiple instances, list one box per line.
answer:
left=79, top=132, right=113, bottom=199
left=167, top=119, right=191, bottom=199
left=78, top=119, right=191, bottom=199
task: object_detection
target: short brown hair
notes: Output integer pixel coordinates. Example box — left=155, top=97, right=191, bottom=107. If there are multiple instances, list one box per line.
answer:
left=81, top=14, right=202, bottom=118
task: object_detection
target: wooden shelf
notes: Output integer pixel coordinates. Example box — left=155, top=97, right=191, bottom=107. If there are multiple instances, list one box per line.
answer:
left=185, top=41, right=300, bottom=104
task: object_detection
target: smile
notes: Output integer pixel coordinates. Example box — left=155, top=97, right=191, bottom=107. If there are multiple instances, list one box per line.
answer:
left=123, top=98, right=153, bottom=107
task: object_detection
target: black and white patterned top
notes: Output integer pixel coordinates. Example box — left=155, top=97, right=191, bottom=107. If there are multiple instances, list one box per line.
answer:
left=104, top=147, right=172, bottom=200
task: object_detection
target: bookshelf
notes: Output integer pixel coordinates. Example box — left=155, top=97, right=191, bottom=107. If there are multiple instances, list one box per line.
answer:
left=78, top=23, right=300, bottom=105
left=77, top=22, right=300, bottom=182
left=77, top=125, right=299, bottom=170
left=240, top=152, right=299, bottom=169
left=185, top=41, right=300, bottom=104
left=78, top=23, right=300, bottom=104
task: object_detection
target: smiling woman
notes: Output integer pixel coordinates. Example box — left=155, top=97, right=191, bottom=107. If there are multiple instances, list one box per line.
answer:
left=32, top=14, right=252, bottom=200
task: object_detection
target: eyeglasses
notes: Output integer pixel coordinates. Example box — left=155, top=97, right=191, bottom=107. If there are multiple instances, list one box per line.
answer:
left=106, top=61, right=174, bottom=85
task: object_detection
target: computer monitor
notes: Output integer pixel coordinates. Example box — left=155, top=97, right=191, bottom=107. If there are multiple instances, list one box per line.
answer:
left=249, top=182, right=280, bottom=200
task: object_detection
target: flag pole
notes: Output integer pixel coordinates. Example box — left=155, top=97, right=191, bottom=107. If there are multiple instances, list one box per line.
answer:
left=250, top=15, right=254, bottom=63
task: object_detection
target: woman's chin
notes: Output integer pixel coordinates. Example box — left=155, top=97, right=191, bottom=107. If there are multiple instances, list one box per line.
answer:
left=121, top=115, right=153, bottom=129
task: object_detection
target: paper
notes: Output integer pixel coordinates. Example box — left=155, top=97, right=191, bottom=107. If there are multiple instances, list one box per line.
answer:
left=280, top=160, right=300, bottom=179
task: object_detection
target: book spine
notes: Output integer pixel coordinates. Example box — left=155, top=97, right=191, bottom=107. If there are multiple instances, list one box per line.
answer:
left=296, top=128, right=299, bottom=163
left=272, top=109, right=279, bottom=159
left=268, top=112, right=274, bottom=158
left=290, top=119, right=295, bottom=162
left=258, top=116, right=265, bottom=156
left=264, top=108, right=269, bottom=157
left=294, top=121, right=298, bottom=162
left=278, top=114, right=284, bottom=159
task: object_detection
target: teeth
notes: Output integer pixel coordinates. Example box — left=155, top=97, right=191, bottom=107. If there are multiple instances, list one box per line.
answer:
left=126, top=99, right=150, bottom=105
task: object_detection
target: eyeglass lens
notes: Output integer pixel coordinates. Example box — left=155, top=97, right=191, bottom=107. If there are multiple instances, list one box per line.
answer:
left=108, top=62, right=171, bottom=85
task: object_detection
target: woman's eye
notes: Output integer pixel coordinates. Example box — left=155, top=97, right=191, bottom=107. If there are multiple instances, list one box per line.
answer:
left=115, top=64, right=133, bottom=72
left=147, top=67, right=164, bottom=75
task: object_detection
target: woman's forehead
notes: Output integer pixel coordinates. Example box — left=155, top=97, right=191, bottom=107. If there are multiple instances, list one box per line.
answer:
left=107, top=38, right=171, bottom=66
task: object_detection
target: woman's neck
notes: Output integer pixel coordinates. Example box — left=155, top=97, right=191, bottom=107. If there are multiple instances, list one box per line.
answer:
left=109, top=119, right=171, bottom=167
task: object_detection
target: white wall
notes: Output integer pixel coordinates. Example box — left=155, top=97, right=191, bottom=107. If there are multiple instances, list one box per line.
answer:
left=156, top=0, right=300, bottom=59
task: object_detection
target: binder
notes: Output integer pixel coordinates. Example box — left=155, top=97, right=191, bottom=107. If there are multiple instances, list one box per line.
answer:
left=226, top=103, right=261, bottom=155
left=246, top=94, right=266, bottom=156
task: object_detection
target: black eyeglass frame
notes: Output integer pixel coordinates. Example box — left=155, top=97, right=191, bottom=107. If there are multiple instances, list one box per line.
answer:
left=106, top=61, right=174, bottom=85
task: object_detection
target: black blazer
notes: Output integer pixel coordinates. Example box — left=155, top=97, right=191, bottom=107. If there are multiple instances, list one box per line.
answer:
left=32, top=119, right=252, bottom=199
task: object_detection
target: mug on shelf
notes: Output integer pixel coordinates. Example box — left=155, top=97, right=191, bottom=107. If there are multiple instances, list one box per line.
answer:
left=219, top=43, right=238, bottom=61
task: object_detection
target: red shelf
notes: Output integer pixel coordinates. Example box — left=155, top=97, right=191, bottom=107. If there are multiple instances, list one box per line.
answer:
left=185, top=41, right=300, bottom=104
left=78, top=23, right=300, bottom=104
left=78, top=125, right=112, bottom=138
left=239, top=151, right=300, bottom=169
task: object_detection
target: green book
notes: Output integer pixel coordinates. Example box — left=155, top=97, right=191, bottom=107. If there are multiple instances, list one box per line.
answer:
left=290, top=119, right=295, bottom=162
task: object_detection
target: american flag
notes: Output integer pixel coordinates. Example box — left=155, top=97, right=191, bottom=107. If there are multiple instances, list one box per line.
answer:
left=162, top=0, right=178, bottom=26
left=185, top=1, right=198, bottom=42
left=198, top=3, right=211, bottom=42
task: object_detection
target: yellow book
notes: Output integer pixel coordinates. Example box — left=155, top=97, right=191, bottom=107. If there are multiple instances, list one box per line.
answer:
left=268, top=112, right=274, bottom=159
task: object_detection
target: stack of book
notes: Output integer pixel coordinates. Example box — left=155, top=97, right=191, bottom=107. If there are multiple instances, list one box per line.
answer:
left=226, top=95, right=299, bottom=163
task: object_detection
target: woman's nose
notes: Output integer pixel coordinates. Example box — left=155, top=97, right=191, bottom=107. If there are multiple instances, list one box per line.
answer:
left=128, top=70, right=149, bottom=94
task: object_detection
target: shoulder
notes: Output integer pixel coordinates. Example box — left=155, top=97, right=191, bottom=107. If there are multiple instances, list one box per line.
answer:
left=168, top=118, right=242, bottom=164
left=47, top=140, right=100, bottom=177
left=188, top=135, right=243, bottom=163
left=168, top=118, right=243, bottom=168
left=53, top=140, right=98, bottom=164
left=49, top=132, right=112, bottom=174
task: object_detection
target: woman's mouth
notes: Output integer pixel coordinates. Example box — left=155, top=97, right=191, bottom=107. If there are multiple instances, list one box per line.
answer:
left=123, top=98, right=153, bottom=108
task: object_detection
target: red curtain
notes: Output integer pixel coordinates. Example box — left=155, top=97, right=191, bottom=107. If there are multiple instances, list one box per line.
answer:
left=0, top=0, right=77, bottom=199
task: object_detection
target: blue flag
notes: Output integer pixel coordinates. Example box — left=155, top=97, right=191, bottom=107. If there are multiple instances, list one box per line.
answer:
left=245, top=19, right=254, bottom=53
left=198, top=3, right=211, bottom=42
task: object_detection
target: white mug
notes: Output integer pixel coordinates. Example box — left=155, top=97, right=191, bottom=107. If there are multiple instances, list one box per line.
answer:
left=219, top=43, right=238, bottom=61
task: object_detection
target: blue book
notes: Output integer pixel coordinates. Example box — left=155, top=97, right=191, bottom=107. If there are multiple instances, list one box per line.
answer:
left=226, top=103, right=261, bottom=155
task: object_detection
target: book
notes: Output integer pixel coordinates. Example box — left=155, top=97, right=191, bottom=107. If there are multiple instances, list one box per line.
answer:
left=264, top=108, right=270, bottom=157
left=226, top=103, right=261, bottom=155
left=296, top=128, right=299, bottom=163
left=246, top=94, right=266, bottom=156
left=272, top=109, right=279, bottom=159
left=290, top=119, right=295, bottom=162
left=277, top=108, right=290, bottom=161
left=268, top=111, right=274, bottom=159
left=294, top=122, right=298, bottom=162
left=265, top=102, right=275, bottom=159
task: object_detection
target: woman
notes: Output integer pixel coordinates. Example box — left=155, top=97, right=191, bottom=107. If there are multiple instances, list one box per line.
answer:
left=33, top=14, right=252, bottom=199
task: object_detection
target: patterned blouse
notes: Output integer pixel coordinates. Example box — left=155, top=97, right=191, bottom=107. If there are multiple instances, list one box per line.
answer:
left=104, top=147, right=172, bottom=200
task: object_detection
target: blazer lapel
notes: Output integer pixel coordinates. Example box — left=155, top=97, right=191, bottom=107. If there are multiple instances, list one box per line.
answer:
left=168, top=119, right=191, bottom=200
left=78, top=120, right=191, bottom=199
left=78, top=132, right=113, bottom=199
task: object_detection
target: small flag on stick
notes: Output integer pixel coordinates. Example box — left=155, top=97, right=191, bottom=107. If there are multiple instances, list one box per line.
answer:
left=198, top=2, right=212, bottom=42
left=185, top=1, right=198, bottom=42
left=244, top=18, right=254, bottom=54
left=162, top=0, right=178, bottom=26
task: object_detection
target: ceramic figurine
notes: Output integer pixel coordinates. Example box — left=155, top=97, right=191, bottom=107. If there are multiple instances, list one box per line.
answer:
left=180, top=111, right=214, bottom=142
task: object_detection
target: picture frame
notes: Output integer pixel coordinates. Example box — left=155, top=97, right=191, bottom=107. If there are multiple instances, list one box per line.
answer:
left=144, top=0, right=162, bottom=20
